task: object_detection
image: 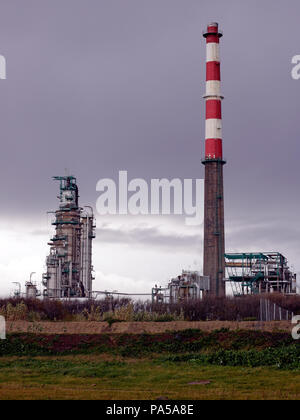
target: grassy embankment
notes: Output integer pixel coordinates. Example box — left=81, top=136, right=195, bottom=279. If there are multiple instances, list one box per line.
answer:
left=0, top=328, right=299, bottom=400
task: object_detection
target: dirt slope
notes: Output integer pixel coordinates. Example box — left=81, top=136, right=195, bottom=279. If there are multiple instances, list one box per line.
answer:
left=5, top=320, right=292, bottom=334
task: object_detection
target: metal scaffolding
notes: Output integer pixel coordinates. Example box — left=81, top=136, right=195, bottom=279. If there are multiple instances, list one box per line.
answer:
left=42, top=176, right=96, bottom=298
left=152, top=270, right=210, bottom=303
left=225, top=252, right=297, bottom=296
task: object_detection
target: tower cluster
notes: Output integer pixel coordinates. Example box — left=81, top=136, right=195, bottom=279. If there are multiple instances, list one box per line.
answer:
left=43, top=176, right=95, bottom=298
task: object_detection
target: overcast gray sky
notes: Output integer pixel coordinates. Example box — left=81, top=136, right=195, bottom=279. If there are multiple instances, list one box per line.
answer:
left=0, top=0, right=299, bottom=296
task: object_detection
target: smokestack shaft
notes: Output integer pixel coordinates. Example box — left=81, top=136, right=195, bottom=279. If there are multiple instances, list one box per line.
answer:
left=202, top=22, right=226, bottom=297
left=204, top=22, right=223, bottom=160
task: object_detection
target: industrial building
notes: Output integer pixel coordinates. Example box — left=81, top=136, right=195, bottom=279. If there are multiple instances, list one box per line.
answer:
left=42, top=176, right=96, bottom=298
left=152, top=271, right=210, bottom=303
left=25, top=281, right=40, bottom=299
left=225, top=252, right=297, bottom=296
left=200, top=23, right=297, bottom=298
left=38, top=23, right=297, bottom=303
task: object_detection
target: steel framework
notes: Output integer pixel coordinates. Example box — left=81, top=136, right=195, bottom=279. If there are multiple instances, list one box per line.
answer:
left=225, top=252, right=296, bottom=295
left=43, top=176, right=96, bottom=298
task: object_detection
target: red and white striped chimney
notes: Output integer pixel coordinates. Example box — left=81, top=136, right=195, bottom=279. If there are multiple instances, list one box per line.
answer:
left=203, top=22, right=223, bottom=160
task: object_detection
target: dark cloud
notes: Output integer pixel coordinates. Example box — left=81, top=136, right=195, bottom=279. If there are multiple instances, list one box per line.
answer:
left=227, top=220, right=300, bottom=251
left=96, top=223, right=203, bottom=251
left=0, top=1, right=299, bottom=273
left=30, top=229, right=48, bottom=236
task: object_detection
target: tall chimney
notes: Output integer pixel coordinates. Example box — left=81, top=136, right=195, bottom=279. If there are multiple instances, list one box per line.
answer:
left=202, top=22, right=226, bottom=297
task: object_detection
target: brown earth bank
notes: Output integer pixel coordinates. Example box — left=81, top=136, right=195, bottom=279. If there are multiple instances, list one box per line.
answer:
left=5, top=320, right=293, bottom=334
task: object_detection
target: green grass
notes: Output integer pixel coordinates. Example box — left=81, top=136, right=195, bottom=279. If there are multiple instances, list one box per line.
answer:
left=161, top=345, right=300, bottom=369
left=0, top=329, right=299, bottom=399
left=0, top=355, right=299, bottom=400
left=0, top=329, right=296, bottom=358
left=1, top=330, right=299, bottom=370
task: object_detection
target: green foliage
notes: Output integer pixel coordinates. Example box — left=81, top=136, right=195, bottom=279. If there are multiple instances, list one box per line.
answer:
left=1, top=329, right=298, bottom=370
left=162, top=345, right=300, bottom=370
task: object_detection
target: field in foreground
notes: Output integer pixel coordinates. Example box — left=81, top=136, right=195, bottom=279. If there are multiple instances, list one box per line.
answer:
left=0, top=355, right=299, bottom=400
left=0, top=329, right=299, bottom=400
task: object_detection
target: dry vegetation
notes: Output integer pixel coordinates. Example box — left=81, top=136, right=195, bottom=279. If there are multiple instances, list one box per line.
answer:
left=0, top=296, right=299, bottom=400
left=0, top=294, right=299, bottom=323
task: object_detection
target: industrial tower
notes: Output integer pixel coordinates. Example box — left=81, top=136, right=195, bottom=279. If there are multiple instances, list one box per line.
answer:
left=202, top=22, right=226, bottom=297
left=43, top=176, right=96, bottom=298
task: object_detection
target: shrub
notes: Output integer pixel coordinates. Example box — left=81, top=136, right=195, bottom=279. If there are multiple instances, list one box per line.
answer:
left=0, top=293, right=299, bottom=322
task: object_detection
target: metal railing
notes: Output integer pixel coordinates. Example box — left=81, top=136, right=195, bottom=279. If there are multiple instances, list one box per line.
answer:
left=259, top=298, right=293, bottom=322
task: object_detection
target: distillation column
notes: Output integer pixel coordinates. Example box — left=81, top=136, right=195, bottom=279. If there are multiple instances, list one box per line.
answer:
left=43, top=176, right=95, bottom=298
left=80, top=207, right=96, bottom=299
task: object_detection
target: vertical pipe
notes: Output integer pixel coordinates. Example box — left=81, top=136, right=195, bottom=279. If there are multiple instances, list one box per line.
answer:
left=86, top=215, right=89, bottom=296
left=259, top=298, right=262, bottom=322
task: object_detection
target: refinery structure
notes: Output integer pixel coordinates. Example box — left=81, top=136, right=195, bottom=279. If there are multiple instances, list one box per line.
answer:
left=225, top=252, right=297, bottom=296
left=152, top=22, right=296, bottom=301
left=152, top=271, right=210, bottom=303
left=42, top=176, right=96, bottom=298
left=18, top=22, right=297, bottom=301
left=199, top=23, right=296, bottom=298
